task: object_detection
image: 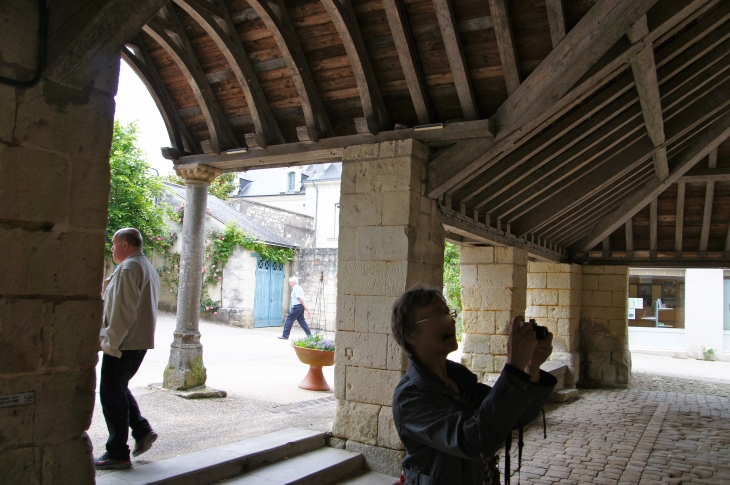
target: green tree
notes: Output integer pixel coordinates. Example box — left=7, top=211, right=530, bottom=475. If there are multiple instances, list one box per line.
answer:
left=163, top=171, right=237, bottom=200
left=443, top=242, right=463, bottom=340
left=107, top=120, right=168, bottom=257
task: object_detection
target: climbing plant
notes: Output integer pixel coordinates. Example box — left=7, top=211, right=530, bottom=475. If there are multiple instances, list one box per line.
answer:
left=443, top=242, right=463, bottom=341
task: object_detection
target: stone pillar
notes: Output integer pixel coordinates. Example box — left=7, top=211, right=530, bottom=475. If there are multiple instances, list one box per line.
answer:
left=332, top=139, right=444, bottom=477
left=460, top=247, right=528, bottom=382
left=163, top=163, right=221, bottom=390
left=580, top=265, right=630, bottom=388
left=526, top=263, right=582, bottom=387
left=0, top=54, right=119, bottom=482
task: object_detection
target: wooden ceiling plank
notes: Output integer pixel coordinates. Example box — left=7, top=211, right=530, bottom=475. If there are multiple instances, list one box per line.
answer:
left=487, top=0, right=521, bottom=95
left=699, top=180, right=715, bottom=251
left=432, top=0, right=479, bottom=120
left=174, top=0, right=284, bottom=145
left=573, top=109, right=730, bottom=252
left=144, top=11, right=238, bottom=151
left=383, top=0, right=434, bottom=124
left=675, top=181, right=685, bottom=252
left=545, top=0, right=567, bottom=48
left=321, top=0, right=390, bottom=132
left=247, top=0, right=333, bottom=139
left=626, top=217, right=634, bottom=251
left=122, top=37, right=198, bottom=154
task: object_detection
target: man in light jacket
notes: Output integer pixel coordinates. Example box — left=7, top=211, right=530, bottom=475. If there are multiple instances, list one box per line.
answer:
left=95, top=228, right=160, bottom=470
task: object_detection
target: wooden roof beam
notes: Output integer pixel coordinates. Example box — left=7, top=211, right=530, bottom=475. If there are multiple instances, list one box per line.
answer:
left=143, top=7, right=238, bottom=152
left=699, top=147, right=718, bottom=252
left=247, top=0, right=333, bottom=140
left=674, top=181, right=685, bottom=252
left=174, top=0, right=284, bottom=146
left=488, top=0, right=521, bottom=95
left=383, top=0, right=434, bottom=124
left=433, top=0, right=479, bottom=120
left=321, top=0, right=390, bottom=133
left=625, top=217, right=634, bottom=252
left=628, top=16, right=669, bottom=180
left=678, top=166, right=730, bottom=182
left=573, top=109, right=730, bottom=252
left=45, top=0, right=169, bottom=88
left=546, top=0, right=567, bottom=48
left=122, top=37, right=197, bottom=154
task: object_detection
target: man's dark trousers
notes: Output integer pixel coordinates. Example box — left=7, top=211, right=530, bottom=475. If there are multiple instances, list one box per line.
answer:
left=282, top=304, right=312, bottom=338
left=100, top=350, right=153, bottom=460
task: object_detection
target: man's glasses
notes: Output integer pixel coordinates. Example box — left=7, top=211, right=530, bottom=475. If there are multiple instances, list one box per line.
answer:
left=414, top=308, right=458, bottom=324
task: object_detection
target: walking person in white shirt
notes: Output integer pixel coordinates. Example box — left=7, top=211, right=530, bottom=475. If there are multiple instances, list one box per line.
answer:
left=278, top=276, right=312, bottom=340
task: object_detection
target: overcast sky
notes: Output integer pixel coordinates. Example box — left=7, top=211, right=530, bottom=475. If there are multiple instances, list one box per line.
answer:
left=114, top=61, right=177, bottom=176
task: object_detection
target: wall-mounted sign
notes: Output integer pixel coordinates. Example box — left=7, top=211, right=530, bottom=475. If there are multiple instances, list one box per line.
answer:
left=628, top=298, right=644, bottom=309
left=0, top=392, right=35, bottom=408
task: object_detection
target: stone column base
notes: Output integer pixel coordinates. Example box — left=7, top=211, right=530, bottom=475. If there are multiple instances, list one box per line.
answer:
left=163, top=345, right=208, bottom=390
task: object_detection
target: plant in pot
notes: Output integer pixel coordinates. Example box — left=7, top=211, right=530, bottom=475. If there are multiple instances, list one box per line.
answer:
left=291, top=334, right=335, bottom=391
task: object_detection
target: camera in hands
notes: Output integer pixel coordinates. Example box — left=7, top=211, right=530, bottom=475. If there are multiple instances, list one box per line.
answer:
left=529, top=319, right=549, bottom=341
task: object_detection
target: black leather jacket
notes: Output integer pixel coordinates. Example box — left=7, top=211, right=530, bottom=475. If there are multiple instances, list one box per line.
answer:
left=392, top=357, right=557, bottom=484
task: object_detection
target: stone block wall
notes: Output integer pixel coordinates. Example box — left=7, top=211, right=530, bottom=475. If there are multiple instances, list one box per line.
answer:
left=526, top=263, right=582, bottom=387
left=460, top=247, right=528, bottom=382
left=230, top=198, right=314, bottom=248
left=580, top=266, right=631, bottom=388
left=0, top=36, right=119, bottom=485
left=332, top=139, right=444, bottom=477
left=293, top=248, right=338, bottom=332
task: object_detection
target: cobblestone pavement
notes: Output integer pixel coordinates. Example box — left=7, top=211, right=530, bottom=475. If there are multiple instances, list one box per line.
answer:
left=631, top=372, right=730, bottom=399
left=509, top=388, right=730, bottom=484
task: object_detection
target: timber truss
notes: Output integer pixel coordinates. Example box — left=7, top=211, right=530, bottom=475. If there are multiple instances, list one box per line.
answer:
left=105, top=0, right=730, bottom=265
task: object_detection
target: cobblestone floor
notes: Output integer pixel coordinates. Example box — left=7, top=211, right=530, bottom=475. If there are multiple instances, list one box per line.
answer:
left=509, top=388, right=730, bottom=484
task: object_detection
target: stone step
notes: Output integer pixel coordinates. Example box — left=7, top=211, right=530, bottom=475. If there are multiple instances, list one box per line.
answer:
left=335, top=470, right=398, bottom=484
left=97, top=428, right=328, bottom=485
left=224, top=446, right=364, bottom=484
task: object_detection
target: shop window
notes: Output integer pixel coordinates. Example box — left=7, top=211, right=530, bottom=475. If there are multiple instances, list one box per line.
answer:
left=628, top=271, right=685, bottom=329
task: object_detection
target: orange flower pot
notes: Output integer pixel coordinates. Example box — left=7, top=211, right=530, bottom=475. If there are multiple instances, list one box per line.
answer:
left=291, top=345, right=335, bottom=391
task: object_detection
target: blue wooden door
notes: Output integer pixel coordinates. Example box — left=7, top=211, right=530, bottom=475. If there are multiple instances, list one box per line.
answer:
left=254, top=259, right=285, bottom=327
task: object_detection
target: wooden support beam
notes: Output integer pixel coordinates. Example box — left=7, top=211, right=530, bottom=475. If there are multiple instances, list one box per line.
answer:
left=625, top=217, right=634, bottom=251
left=143, top=8, right=238, bottom=150
left=678, top=166, right=730, bottom=182
left=321, top=0, right=390, bottom=130
left=433, top=0, right=479, bottom=120
left=649, top=197, right=658, bottom=251
left=699, top=180, right=715, bottom=251
left=428, top=139, right=495, bottom=195
left=174, top=0, right=283, bottom=144
left=573, top=109, right=730, bottom=251
left=709, top=146, right=719, bottom=168
left=247, top=0, right=333, bottom=138
left=488, top=0, right=521, bottom=94
left=45, top=0, right=169, bottom=88
left=545, top=0, right=567, bottom=47
left=675, top=181, right=685, bottom=252
left=122, top=37, right=197, bottom=153
left=383, top=0, right=434, bottom=124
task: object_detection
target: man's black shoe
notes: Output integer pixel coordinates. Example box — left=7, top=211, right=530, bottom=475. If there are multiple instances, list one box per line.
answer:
left=133, top=431, right=158, bottom=457
left=94, top=453, right=132, bottom=470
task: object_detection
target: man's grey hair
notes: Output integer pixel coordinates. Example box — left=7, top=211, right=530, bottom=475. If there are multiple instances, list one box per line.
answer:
left=114, top=228, right=143, bottom=248
left=289, top=276, right=299, bottom=284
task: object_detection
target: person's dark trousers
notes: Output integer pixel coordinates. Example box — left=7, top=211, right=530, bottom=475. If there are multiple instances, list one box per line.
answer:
left=282, top=304, right=312, bottom=338
left=100, top=350, right=153, bottom=460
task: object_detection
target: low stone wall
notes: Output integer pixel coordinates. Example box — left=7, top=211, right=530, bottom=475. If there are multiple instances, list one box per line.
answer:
left=230, top=198, right=314, bottom=248
left=292, top=248, right=338, bottom=332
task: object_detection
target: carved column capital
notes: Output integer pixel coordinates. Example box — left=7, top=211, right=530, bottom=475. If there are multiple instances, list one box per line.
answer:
left=174, top=163, right=222, bottom=184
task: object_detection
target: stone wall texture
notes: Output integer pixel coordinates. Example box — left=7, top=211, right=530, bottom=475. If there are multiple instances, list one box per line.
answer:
left=230, top=198, right=314, bottom=248
left=0, top=23, right=119, bottom=483
left=460, top=246, right=528, bottom=382
left=293, top=248, right=338, bottom=332
left=526, top=262, right=582, bottom=387
left=332, top=139, right=444, bottom=476
left=580, top=265, right=631, bottom=388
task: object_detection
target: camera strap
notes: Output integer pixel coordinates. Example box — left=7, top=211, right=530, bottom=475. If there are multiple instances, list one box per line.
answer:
left=504, top=407, right=547, bottom=485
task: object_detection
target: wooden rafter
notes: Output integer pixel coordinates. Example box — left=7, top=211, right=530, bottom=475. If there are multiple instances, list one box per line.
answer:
left=674, top=181, right=685, bottom=252
left=699, top=147, right=718, bottom=252
left=246, top=0, right=333, bottom=140
left=432, top=0, right=479, bottom=120
left=679, top=167, right=730, bottom=182
left=143, top=7, right=238, bottom=151
left=487, top=0, right=521, bottom=95
left=173, top=0, right=283, bottom=146
left=122, top=36, right=197, bottom=154
left=321, top=0, right=390, bottom=133
left=649, top=197, right=658, bottom=251
left=383, top=0, right=434, bottom=124
left=545, top=0, right=567, bottom=48
left=625, top=217, right=634, bottom=251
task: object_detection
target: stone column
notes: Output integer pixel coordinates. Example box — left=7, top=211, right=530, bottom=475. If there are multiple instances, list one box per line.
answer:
left=460, top=247, right=527, bottom=382
left=163, top=163, right=221, bottom=390
left=526, top=263, right=582, bottom=387
left=331, top=139, right=444, bottom=477
left=580, top=265, right=630, bottom=388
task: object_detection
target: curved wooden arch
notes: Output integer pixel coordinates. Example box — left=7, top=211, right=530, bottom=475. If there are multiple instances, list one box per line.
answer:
left=142, top=6, right=239, bottom=152
left=173, top=0, right=283, bottom=147
left=246, top=0, right=333, bottom=140
left=320, top=0, right=390, bottom=133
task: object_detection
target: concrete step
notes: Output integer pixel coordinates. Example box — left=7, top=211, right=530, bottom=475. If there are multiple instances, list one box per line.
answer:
left=97, top=428, right=327, bottom=485
left=224, top=447, right=364, bottom=484
left=335, top=470, right=398, bottom=484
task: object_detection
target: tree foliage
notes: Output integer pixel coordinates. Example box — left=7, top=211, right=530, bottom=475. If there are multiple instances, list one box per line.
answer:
left=107, top=120, right=167, bottom=256
left=163, top=171, right=237, bottom=200
left=443, top=242, right=463, bottom=340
